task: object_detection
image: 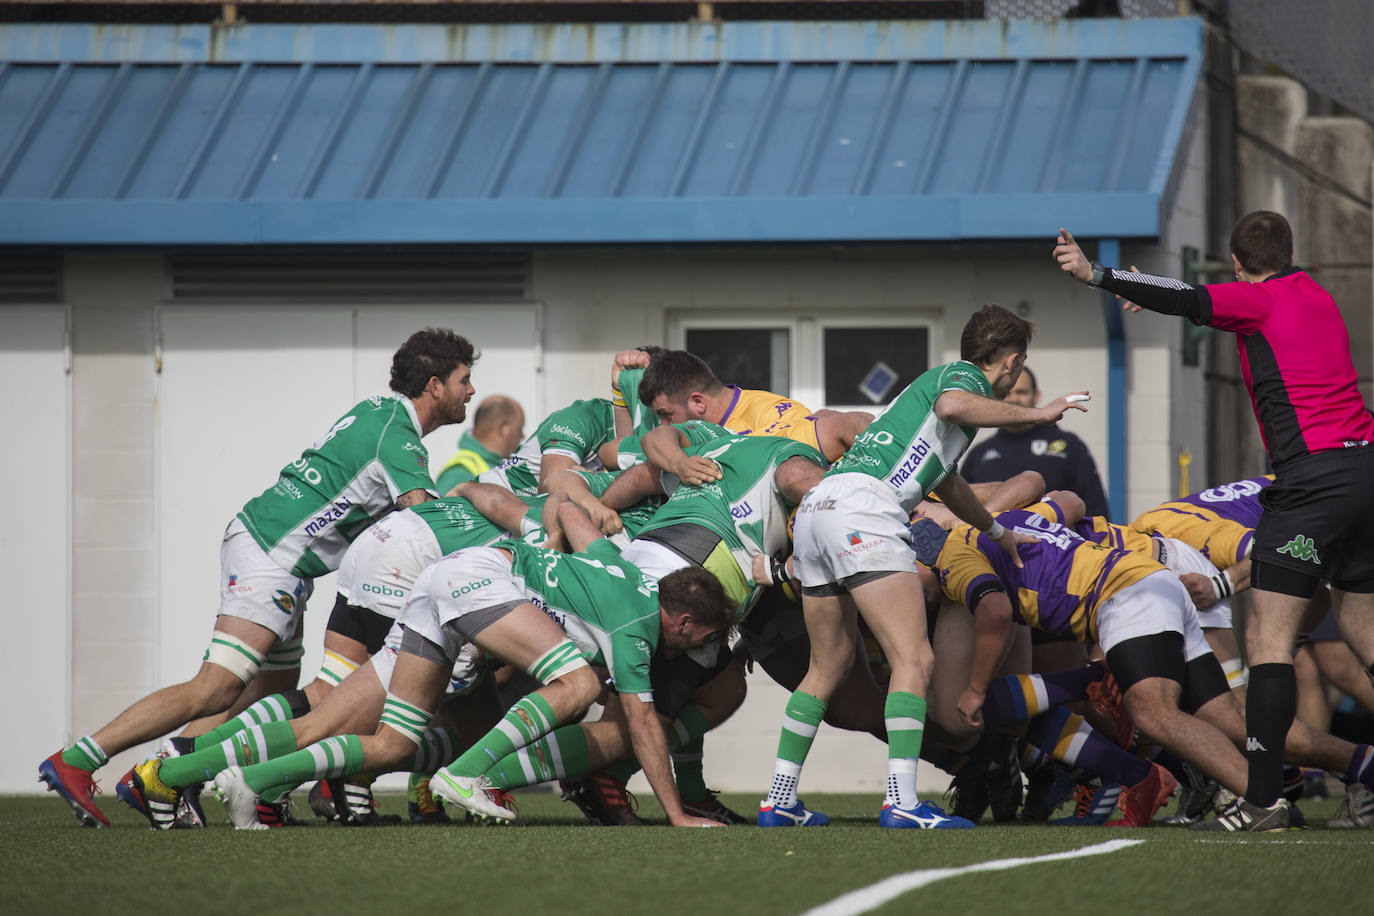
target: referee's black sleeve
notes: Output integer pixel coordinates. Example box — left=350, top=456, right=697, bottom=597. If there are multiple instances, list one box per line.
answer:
left=1098, top=269, right=1213, bottom=325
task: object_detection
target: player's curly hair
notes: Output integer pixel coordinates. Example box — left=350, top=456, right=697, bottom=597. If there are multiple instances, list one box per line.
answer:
left=637, top=349, right=724, bottom=408
left=390, top=328, right=478, bottom=398
left=959, top=305, right=1034, bottom=367
left=1230, top=210, right=1293, bottom=276
left=658, top=565, right=738, bottom=638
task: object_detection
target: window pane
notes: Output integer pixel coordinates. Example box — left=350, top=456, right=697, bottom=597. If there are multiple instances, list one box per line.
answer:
left=685, top=328, right=789, bottom=395
left=824, top=326, right=929, bottom=406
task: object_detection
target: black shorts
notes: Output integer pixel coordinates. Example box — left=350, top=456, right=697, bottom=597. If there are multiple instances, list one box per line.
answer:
left=326, top=592, right=394, bottom=654
left=1252, top=447, right=1374, bottom=594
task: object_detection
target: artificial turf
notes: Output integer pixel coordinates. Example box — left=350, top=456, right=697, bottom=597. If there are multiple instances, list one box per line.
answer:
left=5, top=790, right=1371, bottom=916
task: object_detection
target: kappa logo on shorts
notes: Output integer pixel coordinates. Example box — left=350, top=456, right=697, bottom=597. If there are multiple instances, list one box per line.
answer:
left=271, top=589, right=296, bottom=614
left=1277, top=535, right=1321, bottom=564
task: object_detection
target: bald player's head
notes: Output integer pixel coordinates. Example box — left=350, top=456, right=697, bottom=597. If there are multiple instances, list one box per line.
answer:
left=470, top=395, right=526, bottom=458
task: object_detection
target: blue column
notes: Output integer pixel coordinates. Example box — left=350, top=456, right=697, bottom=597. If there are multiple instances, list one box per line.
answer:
left=1098, top=238, right=1126, bottom=522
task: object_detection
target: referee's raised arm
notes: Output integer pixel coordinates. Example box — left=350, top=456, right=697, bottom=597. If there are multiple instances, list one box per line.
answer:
left=1053, top=227, right=1210, bottom=323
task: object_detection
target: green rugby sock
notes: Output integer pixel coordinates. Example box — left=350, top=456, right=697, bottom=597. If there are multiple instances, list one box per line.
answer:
left=446, top=694, right=557, bottom=778
left=766, top=691, right=827, bottom=808
left=192, top=693, right=298, bottom=751
left=62, top=737, right=107, bottom=772
left=489, top=725, right=592, bottom=790
left=161, top=721, right=298, bottom=789
left=885, top=691, right=926, bottom=808
left=250, top=734, right=364, bottom=802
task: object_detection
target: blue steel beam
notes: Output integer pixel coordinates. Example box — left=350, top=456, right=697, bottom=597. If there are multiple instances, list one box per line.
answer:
left=1098, top=237, right=1127, bottom=522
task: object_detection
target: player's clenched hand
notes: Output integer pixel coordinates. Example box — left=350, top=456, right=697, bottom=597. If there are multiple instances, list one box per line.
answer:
left=587, top=502, right=624, bottom=536
left=612, top=349, right=651, bottom=387
left=956, top=686, right=986, bottom=729
left=1179, top=572, right=1219, bottom=610
left=994, top=529, right=1038, bottom=569
left=913, top=500, right=960, bottom=530
left=1053, top=228, right=1094, bottom=284
left=1037, top=392, right=1090, bottom=424
left=675, top=456, right=723, bottom=486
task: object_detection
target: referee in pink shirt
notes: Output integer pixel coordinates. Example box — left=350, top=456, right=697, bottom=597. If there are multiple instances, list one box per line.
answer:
left=1054, top=211, right=1374, bottom=831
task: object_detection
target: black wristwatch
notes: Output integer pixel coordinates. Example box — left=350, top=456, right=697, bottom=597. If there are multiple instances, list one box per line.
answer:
left=1087, top=260, right=1107, bottom=288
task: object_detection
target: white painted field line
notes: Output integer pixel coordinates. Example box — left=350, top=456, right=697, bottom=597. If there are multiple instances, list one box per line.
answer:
left=802, top=839, right=1146, bottom=916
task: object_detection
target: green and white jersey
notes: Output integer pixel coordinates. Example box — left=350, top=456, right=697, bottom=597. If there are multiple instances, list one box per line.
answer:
left=483, top=398, right=616, bottom=496
left=505, top=539, right=660, bottom=698
left=616, top=367, right=660, bottom=437
left=410, top=496, right=545, bottom=556
left=615, top=419, right=730, bottom=470
left=238, top=395, right=438, bottom=578
left=639, top=432, right=825, bottom=615
left=826, top=361, right=991, bottom=512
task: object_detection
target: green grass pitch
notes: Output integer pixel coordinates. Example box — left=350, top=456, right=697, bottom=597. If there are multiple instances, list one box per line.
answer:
left=5, top=791, right=1372, bottom=915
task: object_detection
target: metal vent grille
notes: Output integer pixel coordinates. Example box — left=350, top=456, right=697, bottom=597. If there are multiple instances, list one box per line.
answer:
left=0, top=255, right=62, bottom=304
left=168, top=251, right=531, bottom=303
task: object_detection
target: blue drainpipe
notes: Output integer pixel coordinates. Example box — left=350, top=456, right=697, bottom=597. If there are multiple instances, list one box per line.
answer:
left=1098, top=238, right=1126, bottom=522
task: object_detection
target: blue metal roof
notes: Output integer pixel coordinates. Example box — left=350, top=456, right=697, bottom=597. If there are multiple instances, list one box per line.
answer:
left=0, top=19, right=1202, bottom=245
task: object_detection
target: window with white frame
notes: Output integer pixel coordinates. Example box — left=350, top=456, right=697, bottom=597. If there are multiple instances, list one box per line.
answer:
left=670, top=310, right=939, bottom=411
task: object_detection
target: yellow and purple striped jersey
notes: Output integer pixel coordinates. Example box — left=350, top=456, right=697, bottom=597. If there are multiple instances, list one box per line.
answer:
left=1022, top=504, right=1159, bottom=557
left=1130, top=476, right=1272, bottom=569
left=718, top=386, right=823, bottom=453
left=932, top=500, right=1166, bottom=644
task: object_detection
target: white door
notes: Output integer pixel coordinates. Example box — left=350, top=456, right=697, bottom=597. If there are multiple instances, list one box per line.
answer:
left=0, top=306, right=70, bottom=791
left=155, top=306, right=540, bottom=708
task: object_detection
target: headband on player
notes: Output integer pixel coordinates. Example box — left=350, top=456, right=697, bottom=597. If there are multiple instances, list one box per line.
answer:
left=908, top=517, right=950, bottom=568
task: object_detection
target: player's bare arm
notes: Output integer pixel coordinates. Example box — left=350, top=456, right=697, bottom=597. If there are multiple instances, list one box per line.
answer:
left=958, top=590, right=1015, bottom=729
left=1042, top=489, right=1087, bottom=525
left=452, top=480, right=535, bottom=533
left=543, top=468, right=623, bottom=536
left=935, top=389, right=1088, bottom=429
left=641, top=424, right=721, bottom=486
left=555, top=498, right=609, bottom=554
left=598, top=462, right=663, bottom=509
left=813, top=409, right=874, bottom=463
left=932, top=474, right=1036, bottom=569
left=535, top=454, right=580, bottom=494
left=623, top=694, right=720, bottom=828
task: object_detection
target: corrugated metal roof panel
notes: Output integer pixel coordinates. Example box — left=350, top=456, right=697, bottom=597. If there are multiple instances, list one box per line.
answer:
left=0, top=19, right=1203, bottom=244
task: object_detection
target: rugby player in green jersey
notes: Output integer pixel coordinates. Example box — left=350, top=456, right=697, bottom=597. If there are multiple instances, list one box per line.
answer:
left=212, top=498, right=736, bottom=828
left=762, top=305, right=1089, bottom=829
left=42, top=329, right=476, bottom=829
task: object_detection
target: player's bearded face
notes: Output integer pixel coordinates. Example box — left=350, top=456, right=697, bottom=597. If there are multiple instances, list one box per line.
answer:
left=437, top=364, right=475, bottom=423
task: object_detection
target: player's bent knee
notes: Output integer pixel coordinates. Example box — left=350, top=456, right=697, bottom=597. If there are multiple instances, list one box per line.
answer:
left=377, top=690, right=435, bottom=759
left=554, top=665, right=602, bottom=713
left=203, top=631, right=266, bottom=687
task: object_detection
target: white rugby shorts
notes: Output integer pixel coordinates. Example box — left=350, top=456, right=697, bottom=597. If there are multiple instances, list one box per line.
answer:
left=218, top=517, right=314, bottom=640
left=336, top=509, right=442, bottom=619
left=373, top=633, right=484, bottom=697
left=397, top=546, right=528, bottom=662
left=1096, top=570, right=1210, bottom=662
left=1157, top=537, right=1233, bottom=630
left=793, top=473, right=916, bottom=588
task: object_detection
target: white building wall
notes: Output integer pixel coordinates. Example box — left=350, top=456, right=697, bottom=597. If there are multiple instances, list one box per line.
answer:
left=11, top=236, right=1197, bottom=795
